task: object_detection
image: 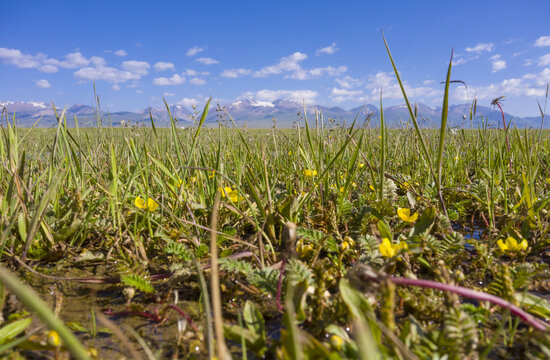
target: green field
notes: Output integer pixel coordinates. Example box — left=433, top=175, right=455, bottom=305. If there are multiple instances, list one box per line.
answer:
left=2, top=95, right=550, bottom=359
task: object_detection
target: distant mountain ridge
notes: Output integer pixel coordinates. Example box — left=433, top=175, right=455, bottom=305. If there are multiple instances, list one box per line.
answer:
left=1, top=99, right=547, bottom=128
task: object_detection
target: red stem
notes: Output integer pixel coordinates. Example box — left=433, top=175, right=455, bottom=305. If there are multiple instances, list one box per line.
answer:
left=390, top=277, right=547, bottom=331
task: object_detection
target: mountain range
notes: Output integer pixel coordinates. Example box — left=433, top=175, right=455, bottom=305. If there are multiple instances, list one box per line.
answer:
left=1, top=99, right=547, bottom=128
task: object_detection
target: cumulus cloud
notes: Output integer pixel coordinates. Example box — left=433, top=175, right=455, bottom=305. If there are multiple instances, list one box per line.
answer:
left=114, top=49, right=127, bottom=56
left=121, top=60, right=150, bottom=75
left=0, top=48, right=90, bottom=72
left=534, top=36, right=550, bottom=47
left=254, top=52, right=307, bottom=77
left=360, top=71, right=441, bottom=102
left=35, top=79, right=50, bottom=88
left=335, top=75, right=362, bottom=89
left=315, top=42, right=339, bottom=56
left=538, top=54, right=550, bottom=66
left=189, top=77, right=206, bottom=85
left=453, top=68, right=550, bottom=102
left=153, top=73, right=185, bottom=85
left=330, top=88, right=363, bottom=103
left=465, top=43, right=495, bottom=53
left=154, top=61, right=175, bottom=71
left=176, top=97, right=199, bottom=108
left=221, top=68, right=252, bottom=78
left=186, top=46, right=204, bottom=57
left=240, top=89, right=318, bottom=104
left=196, top=57, right=219, bottom=65
left=74, top=58, right=150, bottom=84
left=490, top=54, right=507, bottom=72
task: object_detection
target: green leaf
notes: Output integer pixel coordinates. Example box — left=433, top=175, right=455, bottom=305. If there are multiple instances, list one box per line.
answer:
left=0, top=317, right=32, bottom=344
left=413, top=207, right=436, bottom=236
left=377, top=219, right=393, bottom=241
left=243, top=301, right=265, bottom=340
left=120, top=274, right=154, bottom=294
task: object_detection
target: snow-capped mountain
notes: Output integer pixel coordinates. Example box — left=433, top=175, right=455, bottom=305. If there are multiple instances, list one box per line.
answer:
left=1, top=99, right=546, bottom=128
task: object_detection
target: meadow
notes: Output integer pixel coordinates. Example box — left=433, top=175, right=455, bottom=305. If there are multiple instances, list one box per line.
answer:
left=2, top=48, right=550, bottom=359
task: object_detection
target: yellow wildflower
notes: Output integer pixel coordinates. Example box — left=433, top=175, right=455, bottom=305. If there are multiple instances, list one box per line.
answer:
left=303, top=169, right=318, bottom=177
left=352, top=182, right=357, bottom=188
left=46, top=330, right=61, bottom=347
left=339, top=186, right=345, bottom=193
left=288, top=150, right=293, bottom=155
left=369, top=185, right=375, bottom=191
left=341, top=237, right=355, bottom=252
left=330, top=334, right=344, bottom=350
left=296, top=239, right=314, bottom=258
left=497, top=237, right=528, bottom=253
left=379, top=238, right=408, bottom=258
left=359, top=163, right=365, bottom=169
left=135, top=196, right=159, bottom=212
left=397, top=208, right=418, bottom=223
left=219, top=186, right=240, bottom=203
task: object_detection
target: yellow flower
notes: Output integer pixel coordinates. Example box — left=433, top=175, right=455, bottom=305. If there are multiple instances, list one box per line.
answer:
left=135, top=196, right=159, bottom=212
left=341, top=237, right=355, bottom=252
left=397, top=208, right=418, bottom=223
left=378, top=135, right=382, bottom=139
left=330, top=334, right=344, bottom=350
left=219, top=186, right=240, bottom=203
left=303, top=169, right=318, bottom=177
left=339, top=186, right=345, bottom=193
left=352, top=182, right=357, bottom=188
left=497, top=237, right=528, bottom=253
left=47, top=330, right=61, bottom=347
left=369, top=185, right=375, bottom=191
left=379, top=238, right=408, bottom=258
left=288, top=150, right=293, bottom=155
left=359, top=163, right=365, bottom=169
left=296, top=239, right=314, bottom=258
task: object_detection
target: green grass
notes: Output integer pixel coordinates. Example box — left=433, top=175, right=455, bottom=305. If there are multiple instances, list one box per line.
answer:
left=2, top=86, right=550, bottom=358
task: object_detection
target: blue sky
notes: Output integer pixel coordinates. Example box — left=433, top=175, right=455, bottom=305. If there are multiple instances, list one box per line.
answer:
left=1, top=0, right=550, bottom=117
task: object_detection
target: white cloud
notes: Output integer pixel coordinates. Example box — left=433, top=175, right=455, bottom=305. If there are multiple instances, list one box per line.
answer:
left=154, top=61, right=175, bottom=71
left=241, top=89, right=318, bottom=103
left=490, top=54, right=506, bottom=72
left=186, top=46, right=204, bottom=57
left=121, top=60, right=150, bottom=75
left=196, top=57, right=219, bottom=65
left=153, top=73, right=185, bottom=85
left=112, top=84, right=120, bottom=91
left=163, top=92, right=175, bottom=97
left=183, top=69, right=209, bottom=76
left=330, top=88, right=363, bottom=103
left=35, top=79, right=50, bottom=88
left=465, top=43, right=495, bottom=53
left=254, top=52, right=307, bottom=77
left=176, top=97, right=199, bottom=108
left=336, top=75, right=362, bottom=89
left=537, top=54, right=550, bottom=66
left=534, top=36, right=550, bottom=47
left=315, top=42, right=339, bottom=56
left=74, top=57, right=149, bottom=84
left=60, top=52, right=90, bottom=68
left=114, top=49, right=127, bottom=56
left=189, top=77, right=206, bottom=85
left=453, top=68, right=550, bottom=102
left=452, top=54, right=480, bottom=66
left=221, top=68, right=252, bottom=78
left=0, top=48, right=90, bottom=73
left=362, top=71, right=441, bottom=102
left=524, top=59, right=533, bottom=66
left=305, top=65, right=347, bottom=78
